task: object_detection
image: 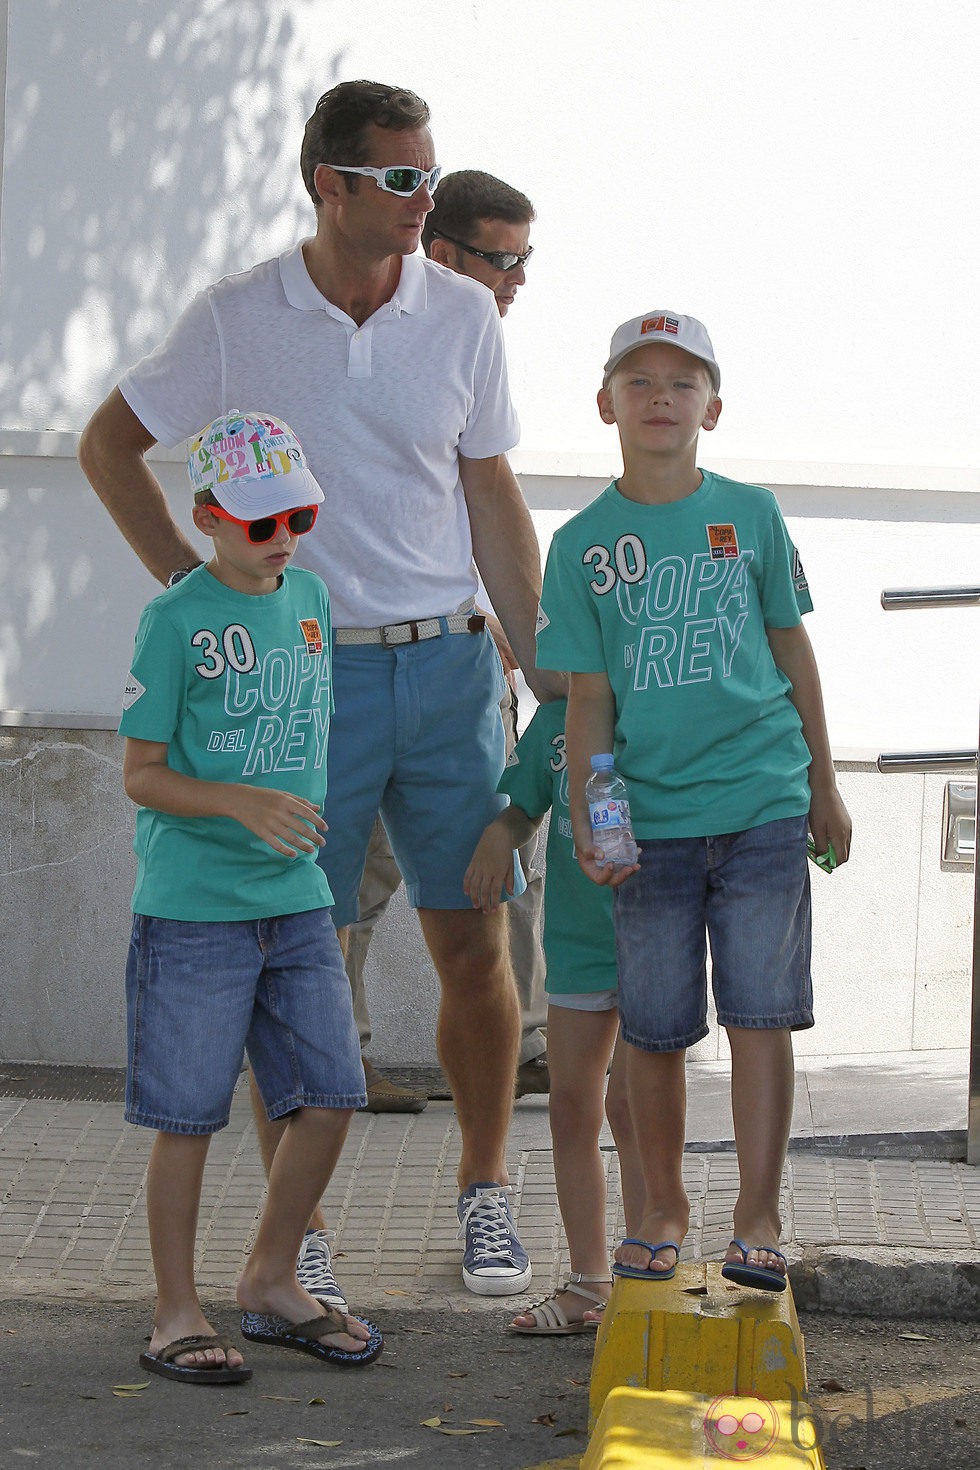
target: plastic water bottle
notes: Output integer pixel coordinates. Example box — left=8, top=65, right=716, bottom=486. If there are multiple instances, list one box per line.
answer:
left=585, top=754, right=638, bottom=866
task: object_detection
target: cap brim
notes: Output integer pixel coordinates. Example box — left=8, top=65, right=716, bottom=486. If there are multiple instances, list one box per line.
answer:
left=210, top=464, right=325, bottom=518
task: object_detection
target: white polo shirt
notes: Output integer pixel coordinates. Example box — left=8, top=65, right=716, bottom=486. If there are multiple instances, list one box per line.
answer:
left=120, top=246, right=520, bottom=626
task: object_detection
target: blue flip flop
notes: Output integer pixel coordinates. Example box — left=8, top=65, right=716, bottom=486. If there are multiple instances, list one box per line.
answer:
left=720, top=1238, right=788, bottom=1293
left=241, top=1299, right=383, bottom=1367
left=611, top=1238, right=680, bottom=1281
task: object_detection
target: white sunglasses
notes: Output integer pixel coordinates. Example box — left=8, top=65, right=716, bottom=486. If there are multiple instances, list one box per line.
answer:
left=328, top=164, right=442, bottom=197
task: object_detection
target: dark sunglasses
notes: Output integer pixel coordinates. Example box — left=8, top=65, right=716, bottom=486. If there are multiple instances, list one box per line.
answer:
left=433, top=230, right=533, bottom=272
left=205, top=501, right=319, bottom=544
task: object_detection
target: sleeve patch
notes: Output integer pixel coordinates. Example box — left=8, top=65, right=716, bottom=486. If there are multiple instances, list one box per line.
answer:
left=122, top=674, right=146, bottom=711
left=534, top=604, right=551, bottom=634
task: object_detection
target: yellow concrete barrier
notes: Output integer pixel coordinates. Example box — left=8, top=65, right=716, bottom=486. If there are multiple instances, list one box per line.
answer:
left=581, top=1387, right=826, bottom=1468
left=590, top=1263, right=807, bottom=1431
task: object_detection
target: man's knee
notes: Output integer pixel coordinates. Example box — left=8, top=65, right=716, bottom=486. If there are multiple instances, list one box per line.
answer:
left=420, top=907, right=514, bottom=994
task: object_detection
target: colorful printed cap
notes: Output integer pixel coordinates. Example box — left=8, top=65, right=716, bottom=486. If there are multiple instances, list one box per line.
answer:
left=187, top=412, right=324, bottom=517
left=602, top=312, right=720, bottom=392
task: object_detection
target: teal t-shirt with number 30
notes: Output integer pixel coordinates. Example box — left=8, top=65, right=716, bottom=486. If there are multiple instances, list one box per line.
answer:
left=536, top=472, right=813, bottom=839
left=119, top=564, right=333, bottom=920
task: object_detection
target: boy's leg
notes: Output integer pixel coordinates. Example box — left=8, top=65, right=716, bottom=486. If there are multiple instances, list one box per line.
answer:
left=604, top=1029, right=645, bottom=1237
left=511, top=1002, right=618, bottom=1330
left=725, top=1025, right=794, bottom=1277
left=615, top=1044, right=690, bottom=1273
left=146, top=1131, right=245, bottom=1370
left=237, top=1106, right=372, bottom=1353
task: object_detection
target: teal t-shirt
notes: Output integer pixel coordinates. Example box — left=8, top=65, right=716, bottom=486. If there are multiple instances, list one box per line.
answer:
left=119, top=564, right=333, bottom=920
left=499, top=700, right=616, bottom=995
left=536, top=472, right=813, bottom=838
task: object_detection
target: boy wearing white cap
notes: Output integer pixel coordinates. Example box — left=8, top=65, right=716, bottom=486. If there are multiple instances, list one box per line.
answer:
left=119, top=413, right=381, bottom=1384
left=537, top=315, right=851, bottom=1292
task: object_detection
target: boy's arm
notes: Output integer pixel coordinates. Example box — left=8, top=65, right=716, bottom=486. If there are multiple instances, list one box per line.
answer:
left=463, top=804, right=542, bottom=913
left=565, top=671, right=639, bottom=887
left=766, top=623, right=852, bottom=865
left=123, top=738, right=327, bottom=857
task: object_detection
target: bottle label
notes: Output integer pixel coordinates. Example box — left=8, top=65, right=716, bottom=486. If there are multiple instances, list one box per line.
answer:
left=590, top=798, right=629, bottom=832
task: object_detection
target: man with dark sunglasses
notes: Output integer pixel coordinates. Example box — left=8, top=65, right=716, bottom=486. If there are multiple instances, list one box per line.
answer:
left=79, top=79, right=562, bottom=1306
left=423, top=170, right=535, bottom=317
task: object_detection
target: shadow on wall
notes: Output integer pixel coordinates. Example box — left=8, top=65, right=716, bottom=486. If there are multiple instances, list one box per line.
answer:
left=0, top=0, right=342, bottom=431
left=0, top=1, right=350, bottom=712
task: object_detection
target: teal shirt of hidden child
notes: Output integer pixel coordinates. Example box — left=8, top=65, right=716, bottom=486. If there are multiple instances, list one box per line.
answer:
left=498, top=698, right=616, bottom=996
left=119, top=564, right=334, bottom=920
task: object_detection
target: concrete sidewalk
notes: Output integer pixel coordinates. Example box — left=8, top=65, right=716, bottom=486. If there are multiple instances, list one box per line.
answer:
left=0, top=1049, right=977, bottom=1318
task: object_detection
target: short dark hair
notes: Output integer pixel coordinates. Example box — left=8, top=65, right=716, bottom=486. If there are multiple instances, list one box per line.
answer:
left=300, top=80, right=430, bottom=207
left=421, top=170, right=535, bottom=256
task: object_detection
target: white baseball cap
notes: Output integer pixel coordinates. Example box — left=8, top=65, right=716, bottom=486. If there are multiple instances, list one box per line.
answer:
left=602, top=312, right=720, bottom=392
left=188, top=412, right=324, bottom=517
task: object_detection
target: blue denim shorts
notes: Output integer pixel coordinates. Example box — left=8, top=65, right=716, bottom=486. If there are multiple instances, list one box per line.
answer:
left=320, top=626, right=515, bottom=927
left=125, top=908, right=367, bottom=1134
left=613, top=816, right=813, bottom=1052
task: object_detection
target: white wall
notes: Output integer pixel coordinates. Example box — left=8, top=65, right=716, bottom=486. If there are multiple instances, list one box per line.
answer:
left=1, top=0, right=977, bottom=476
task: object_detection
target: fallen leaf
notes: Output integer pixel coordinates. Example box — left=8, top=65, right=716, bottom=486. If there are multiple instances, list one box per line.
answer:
left=818, top=1379, right=846, bottom=1393
left=468, top=1418, right=504, bottom=1427
left=111, top=1383, right=149, bottom=1393
left=261, top=1394, right=302, bottom=1402
left=898, top=1332, right=932, bottom=1341
left=555, top=1426, right=586, bottom=1437
left=223, top=1410, right=250, bottom=1417
left=683, top=1285, right=708, bottom=1296
left=401, top=1326, right=434, bottom=1335
left=446, top=1371, right=468, bottom=1379
left=308, top=1397, right=327, bottom=1406
left=493, top=1392, right=511, bottom=1399
left=533, top=1412, right=557, bottom=1426
left=437, top=1427, right=492, bottom=1436
left=566, top=1377, right=588, bottom=1387
left=384, top=1288, right=412, bottom=1296
left=420, top=1417, right=443, bottom=1428
left=296, top=1439, right=343, bottom=1448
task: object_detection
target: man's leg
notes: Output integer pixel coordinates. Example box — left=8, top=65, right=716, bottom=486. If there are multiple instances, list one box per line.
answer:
left=344, top=816, right=428, bottom=1113
left=418, top=903, right=531, bottom=1295
left=613, top=1044, right=690, bottom=1276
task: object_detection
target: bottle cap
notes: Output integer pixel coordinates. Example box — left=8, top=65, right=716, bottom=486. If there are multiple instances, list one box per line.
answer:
left=590, top=753, right=615, bottom=770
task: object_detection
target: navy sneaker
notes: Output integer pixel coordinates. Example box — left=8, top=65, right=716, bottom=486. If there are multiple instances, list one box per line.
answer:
left=456, top=1182, right=532, bottom=1295
left=295, top=1228, right=348, bottom=1312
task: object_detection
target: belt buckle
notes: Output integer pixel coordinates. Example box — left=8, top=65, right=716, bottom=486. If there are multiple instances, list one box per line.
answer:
left=380, top=620, right=419, bottom=648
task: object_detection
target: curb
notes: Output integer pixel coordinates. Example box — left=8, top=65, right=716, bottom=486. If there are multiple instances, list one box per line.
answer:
left=790, top=1246, right=980, bottom=1321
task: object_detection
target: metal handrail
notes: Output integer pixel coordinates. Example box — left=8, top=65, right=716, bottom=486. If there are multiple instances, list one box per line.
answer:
left=877, top=751, right=977, bottom=774
left=879, top=587, right=979, bottom=1164
left=881, top=586, right=980, bottom=610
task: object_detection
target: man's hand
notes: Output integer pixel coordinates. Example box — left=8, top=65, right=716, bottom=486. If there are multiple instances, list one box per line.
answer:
left=524, top=667, right=569, bottom=703
left=463, top=824, right=516, bottom=912
left=231, top=787, right=328, bottom=857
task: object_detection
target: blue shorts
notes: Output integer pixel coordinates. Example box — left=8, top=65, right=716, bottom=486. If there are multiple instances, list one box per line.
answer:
left=125, top=909, right=366, bottom=1134
left=613, top=816, right=813, bottom=1052
left=321, top=626, right=516, bottom=927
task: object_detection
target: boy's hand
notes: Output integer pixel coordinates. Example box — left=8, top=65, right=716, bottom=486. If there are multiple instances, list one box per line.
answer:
left=808, top=785, right=852, bottom=867
left=575, top=844, right=640, bottom=887
left=464, top=826, right=516, bottom=912
left=232, top=786, right=327, bottom=857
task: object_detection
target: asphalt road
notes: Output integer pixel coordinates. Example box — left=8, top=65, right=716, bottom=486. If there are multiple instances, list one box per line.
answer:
left=0, top=1299, right=977, bottom=1469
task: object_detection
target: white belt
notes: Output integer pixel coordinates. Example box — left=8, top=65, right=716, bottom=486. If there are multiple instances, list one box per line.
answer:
left=335, top=611, right=485, bottom=647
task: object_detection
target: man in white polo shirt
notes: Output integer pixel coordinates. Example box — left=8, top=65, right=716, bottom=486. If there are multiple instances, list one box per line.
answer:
left=78, top=80, right=561, bottom=1303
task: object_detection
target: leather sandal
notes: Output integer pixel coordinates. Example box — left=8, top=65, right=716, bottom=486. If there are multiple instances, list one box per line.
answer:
left=507, top=1272, right=611, bottom=1335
